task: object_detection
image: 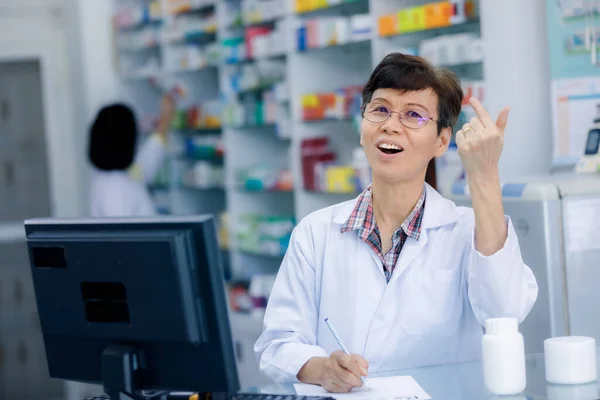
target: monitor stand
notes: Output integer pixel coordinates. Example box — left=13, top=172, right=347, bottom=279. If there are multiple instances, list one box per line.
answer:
left=102, top=345, right=146, bottom=400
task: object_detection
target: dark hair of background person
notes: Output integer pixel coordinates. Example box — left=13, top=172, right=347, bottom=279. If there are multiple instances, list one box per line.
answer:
left=88, top=103, right=138, bottom=171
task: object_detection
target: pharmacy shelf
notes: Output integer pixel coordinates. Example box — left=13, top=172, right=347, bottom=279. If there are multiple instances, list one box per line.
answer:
left=148, top=184, right=171, bottom=192
left=116, top=19, right=163, bottom=31
left=242, top=18, right=284, bottom=28
left=236, top=188, right=294, bottom=193
left=164, top=31, right=217, bottom=45
left=112, top=0, right=486, bottom=386
left=114, top=0, right=228, bottom=221
left=378, top=18, right=481, bottom=39
left=178, top=154, right=224, bottom=163
left=176, top=127, right=222, bottom=134
left=296, top=0, right=369, bottom=16
left=169, top=1, right=217, bottom=16
left=233, top=83, right=285, bottom=96
left=235, top=247, right=286, bottom=258
left=167, top=65, right=220, bottom=75
left=224, top=54, right=287, bottom=65
left=297, top=38, right=371, bottom=54
left=225, top=123, right=279, bottom=130
left=180, top=185, right=226, bottom=192
left=118, top=44, right=161, bottom=54
left=217, top=3, right=294, bottom=282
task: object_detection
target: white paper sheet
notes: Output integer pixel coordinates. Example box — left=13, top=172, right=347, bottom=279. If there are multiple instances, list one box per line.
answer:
left=293, top=375, right=431, bottom=400
left=564, top=197, right=600, bottom=252
left=550, top=77, right=600, bottom=165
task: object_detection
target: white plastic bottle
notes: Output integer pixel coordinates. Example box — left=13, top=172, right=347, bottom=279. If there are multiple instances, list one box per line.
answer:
left=482, top=318, right=526, bottom=395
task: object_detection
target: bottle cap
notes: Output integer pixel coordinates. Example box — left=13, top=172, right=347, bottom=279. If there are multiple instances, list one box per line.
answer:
left=485, top=317, right=518, bottom=335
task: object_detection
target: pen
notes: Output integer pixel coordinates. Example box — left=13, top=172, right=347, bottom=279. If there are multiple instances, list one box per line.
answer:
left=324, top=318, right=370, bottom=389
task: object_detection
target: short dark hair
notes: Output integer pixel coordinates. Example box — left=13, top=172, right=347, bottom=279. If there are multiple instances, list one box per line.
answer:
left=88, top=103, right=138, bottom=171
left=362, top=53, right=463, bottom=135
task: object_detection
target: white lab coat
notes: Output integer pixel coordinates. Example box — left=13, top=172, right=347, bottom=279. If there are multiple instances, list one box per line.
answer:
left=90, top=134, right=167, bottom=217
left=254, top=183, right=538, bottom=383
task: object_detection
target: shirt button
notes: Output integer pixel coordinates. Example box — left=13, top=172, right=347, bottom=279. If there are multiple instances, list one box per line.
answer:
left=377, top=314, right=384, bottom=321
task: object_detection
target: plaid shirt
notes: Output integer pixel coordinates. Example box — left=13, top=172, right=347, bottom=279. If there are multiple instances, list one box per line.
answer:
left=341, top=186, right=426, bottom=282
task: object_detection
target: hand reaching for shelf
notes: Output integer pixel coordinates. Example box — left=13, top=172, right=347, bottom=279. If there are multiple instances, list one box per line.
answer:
left=156, top=94, right=176, bottom=140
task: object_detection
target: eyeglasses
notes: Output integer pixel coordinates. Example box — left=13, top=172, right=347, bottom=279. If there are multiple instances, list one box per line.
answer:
left=361, top=102, right=438, bottom=129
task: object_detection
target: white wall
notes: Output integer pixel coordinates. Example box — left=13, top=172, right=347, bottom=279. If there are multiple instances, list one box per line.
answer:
left=480, top=0, right=553, bottom=180
left=76, top=0, right=121, bottom=118
left=70, top=0, right=122, bottom=213
left=0, top=0, right=87, bottom=217
left=63, top=0, right=90, bottom=214
left=0, top=0, right=123, bottom=218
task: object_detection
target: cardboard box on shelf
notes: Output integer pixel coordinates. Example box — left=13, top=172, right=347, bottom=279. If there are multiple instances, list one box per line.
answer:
left=378, top=14, right=398, bottom=37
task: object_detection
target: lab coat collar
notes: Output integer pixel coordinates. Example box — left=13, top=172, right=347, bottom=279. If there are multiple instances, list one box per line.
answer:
left=332, top=183, right=459, bottom=229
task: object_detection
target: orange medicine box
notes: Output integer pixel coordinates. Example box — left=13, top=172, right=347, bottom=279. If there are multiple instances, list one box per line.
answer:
left=424, top=1, right=452, bottom=29
left=378, top=14, right=398, bottom=37
left=317, top=93, right=337, bottom=113
left=301, top=93, right=337, bottom=121
left=465, top=0, right=478, bottom=18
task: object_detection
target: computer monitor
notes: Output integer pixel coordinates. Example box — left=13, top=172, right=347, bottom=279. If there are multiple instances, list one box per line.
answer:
left=24, top=215, right=240, bottom=400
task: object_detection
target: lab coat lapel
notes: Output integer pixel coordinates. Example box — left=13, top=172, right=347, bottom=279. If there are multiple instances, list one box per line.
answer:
left=333, top=197, right=389, bottom=279
left=391, top=229, right=428, bottom=282
left=368, top=249, right=387, bottom=280
left=389, top=184, right=459, bottom=283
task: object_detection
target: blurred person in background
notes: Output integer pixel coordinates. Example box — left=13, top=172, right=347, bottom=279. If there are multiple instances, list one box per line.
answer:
left=88, top=94, right=175, bottom=217
left=71, top=94, right=175, bottom=399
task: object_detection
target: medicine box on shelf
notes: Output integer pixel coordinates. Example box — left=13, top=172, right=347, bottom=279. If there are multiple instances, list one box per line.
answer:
left=300, top=86, right=362, bottom=121
left=377, top=1, right=478, bottom=37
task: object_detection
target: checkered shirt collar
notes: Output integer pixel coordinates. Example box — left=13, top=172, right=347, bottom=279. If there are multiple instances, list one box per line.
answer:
left=340, top=185, right=425, bottom=240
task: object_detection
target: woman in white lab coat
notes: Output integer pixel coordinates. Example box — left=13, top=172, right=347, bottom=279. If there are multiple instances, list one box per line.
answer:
left=254, top=53, right=538, bottom=391
left=69, top=96, right=175, bottom=400
left=88, top=95, right=174, bottom=217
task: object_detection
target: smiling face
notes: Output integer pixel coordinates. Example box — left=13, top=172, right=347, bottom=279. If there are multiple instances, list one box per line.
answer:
left=360, top=87, right=451, bottom=185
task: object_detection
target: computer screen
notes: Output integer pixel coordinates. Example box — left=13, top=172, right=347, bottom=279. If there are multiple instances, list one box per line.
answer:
left=24, top=215, right=239, bottom=399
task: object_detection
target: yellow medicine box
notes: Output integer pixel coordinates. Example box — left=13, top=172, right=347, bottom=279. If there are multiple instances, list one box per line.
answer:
left=412, top=6, right=426, bottom=32
left=398, top=9, right=413, bottom=33
left=295, top=0, right=310, bottom=13
left=325, top=166, right=356, bottom=193
left=301, top=94, right=319, bottom=107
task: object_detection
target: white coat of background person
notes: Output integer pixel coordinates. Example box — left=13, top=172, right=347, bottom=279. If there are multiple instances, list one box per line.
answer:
left=254, top=53, right=538, bottom=392
left=89, top=94, right=175, bottom=217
